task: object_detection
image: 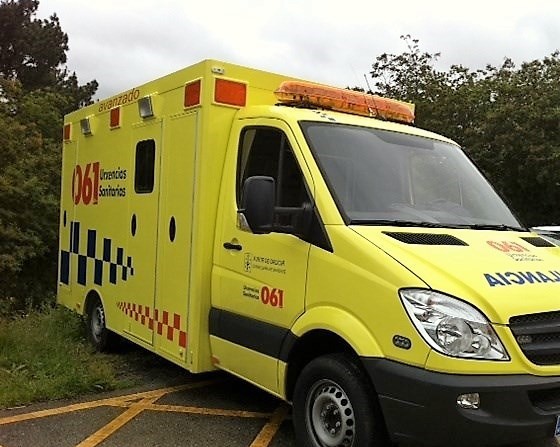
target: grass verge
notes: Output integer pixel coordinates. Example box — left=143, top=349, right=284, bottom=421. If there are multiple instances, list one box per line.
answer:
left=0, top=306, right=137, bottom=408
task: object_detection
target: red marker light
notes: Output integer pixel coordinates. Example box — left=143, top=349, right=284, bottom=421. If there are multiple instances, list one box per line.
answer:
left=63, top=123, right=72, bottom=141
left=184, top=79, right=201, bottom=108
left=214, top=78, right=247, bottom=107
left=110, top=107, right=121, bottom=128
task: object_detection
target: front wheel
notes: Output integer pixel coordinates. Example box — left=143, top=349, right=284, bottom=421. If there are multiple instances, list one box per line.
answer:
left=293, top=354, right=390, bottom=447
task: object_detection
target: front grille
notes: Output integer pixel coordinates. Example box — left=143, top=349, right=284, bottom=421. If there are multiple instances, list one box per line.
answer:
left=510, top=311, right=560, bottom=365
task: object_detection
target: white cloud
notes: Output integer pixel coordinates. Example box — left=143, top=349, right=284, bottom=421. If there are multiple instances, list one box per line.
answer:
left=38, top=0, right=560, bottom=100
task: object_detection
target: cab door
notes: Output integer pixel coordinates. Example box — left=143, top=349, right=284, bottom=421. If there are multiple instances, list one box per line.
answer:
left=212, top=120, right=314, bottom=393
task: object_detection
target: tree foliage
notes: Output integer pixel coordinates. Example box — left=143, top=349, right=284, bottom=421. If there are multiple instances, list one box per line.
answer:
left=0, top=0, right=97, bottom=313
left=370, top=35, right=560, bottom=226
left=0, top=0, right=67, bottom=90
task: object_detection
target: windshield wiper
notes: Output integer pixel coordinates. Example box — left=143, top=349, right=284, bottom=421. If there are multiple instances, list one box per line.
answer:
left=465, top=224, right=526, bottom=232
left=349, top=219, right=450, bottom=228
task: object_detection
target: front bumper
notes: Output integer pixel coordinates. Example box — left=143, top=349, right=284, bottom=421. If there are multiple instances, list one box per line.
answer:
left=362, top=358, right=560, bottom=446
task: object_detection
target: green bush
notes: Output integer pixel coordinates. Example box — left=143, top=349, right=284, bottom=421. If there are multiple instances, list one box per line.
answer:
left=0, top=306, right=132, bottom=408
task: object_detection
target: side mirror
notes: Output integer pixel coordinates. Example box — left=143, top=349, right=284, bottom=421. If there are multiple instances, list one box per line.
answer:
left=240, top=176, right=275, bottom=234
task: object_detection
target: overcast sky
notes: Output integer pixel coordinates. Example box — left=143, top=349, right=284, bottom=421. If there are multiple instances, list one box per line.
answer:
left=39, top=0, right=560, bottom=100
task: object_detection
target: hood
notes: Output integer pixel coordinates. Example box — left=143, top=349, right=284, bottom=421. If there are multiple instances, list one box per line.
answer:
left=351, top=226, right=560, bottom=324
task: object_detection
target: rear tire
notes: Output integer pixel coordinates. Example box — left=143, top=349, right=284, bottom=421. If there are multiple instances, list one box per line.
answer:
left=85, top=297, right=116, bottom=351
left=293, top=353, right=390, bottom=447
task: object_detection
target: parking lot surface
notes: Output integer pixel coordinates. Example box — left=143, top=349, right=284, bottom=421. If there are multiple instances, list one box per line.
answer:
left=0, top=372, right=293, bottom=447
left=1, top=367, right=559, bottom=447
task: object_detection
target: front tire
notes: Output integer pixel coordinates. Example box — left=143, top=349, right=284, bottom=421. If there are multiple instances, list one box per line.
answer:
left=293, top=354, right=389, bottom=447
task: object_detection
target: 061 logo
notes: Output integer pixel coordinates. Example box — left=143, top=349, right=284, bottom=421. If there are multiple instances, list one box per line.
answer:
left=260, top=286, right=284, bottom=308
left=72, top=162, right=100, bottom=205
left=486, top=240, right=528, bottom=253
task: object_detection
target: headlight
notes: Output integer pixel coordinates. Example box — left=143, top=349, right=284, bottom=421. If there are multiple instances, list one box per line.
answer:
left=400, top=289, right=509, bottom=360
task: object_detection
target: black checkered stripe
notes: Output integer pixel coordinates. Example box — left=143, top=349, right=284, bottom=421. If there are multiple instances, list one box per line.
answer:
left=59, top=221, right=134, bottom=286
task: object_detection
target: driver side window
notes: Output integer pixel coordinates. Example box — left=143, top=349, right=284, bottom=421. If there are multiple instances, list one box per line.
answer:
left=237, top=127, right=310, bottom=230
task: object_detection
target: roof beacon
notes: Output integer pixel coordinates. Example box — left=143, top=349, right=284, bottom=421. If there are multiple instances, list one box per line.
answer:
left=275, top=81, right=415, bottom=124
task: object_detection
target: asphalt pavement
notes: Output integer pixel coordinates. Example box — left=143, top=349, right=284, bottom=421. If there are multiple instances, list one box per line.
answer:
left=0, top=371, right=293, bottom=447
left=1, top=354, right=559, bottom=447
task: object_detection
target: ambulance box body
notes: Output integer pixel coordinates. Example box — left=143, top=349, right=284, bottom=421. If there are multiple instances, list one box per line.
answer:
left=59, top=60, right=560, bottom=446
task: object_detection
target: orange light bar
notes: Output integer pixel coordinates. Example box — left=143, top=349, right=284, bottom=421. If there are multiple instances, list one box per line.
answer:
left=275, top=81, right=415, bottom=124
left=214, top=78, right=246, bottom=107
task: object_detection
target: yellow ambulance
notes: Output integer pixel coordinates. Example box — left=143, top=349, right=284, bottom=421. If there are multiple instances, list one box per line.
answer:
left=58, top=60, right=560, bottom=446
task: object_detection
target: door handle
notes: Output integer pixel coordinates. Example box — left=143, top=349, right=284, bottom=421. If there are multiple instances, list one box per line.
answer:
left=223, top=242, right=243, bottom=251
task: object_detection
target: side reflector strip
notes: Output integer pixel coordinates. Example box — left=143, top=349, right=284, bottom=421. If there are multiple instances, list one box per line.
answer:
left=214, top=78, right=247, bottom=107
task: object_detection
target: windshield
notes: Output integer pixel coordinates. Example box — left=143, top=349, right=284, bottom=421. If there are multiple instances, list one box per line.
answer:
left=301, top=122, right=522, bottom=229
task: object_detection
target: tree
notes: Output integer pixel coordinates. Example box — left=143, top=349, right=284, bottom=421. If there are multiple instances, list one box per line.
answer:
left=0, top=0, right=97, bottom=314
left=370, top=36, right=560, bottom=226
left=0, top=0, right=66, bottom=89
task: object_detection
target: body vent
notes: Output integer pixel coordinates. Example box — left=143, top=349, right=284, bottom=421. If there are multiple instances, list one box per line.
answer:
left=520, top=237, right=555, bottom=248
left=529, top=387, right=560, bottom=412
left=382, top=232, right=468, bottom=246
left=510, top=311, right=560, bottom=366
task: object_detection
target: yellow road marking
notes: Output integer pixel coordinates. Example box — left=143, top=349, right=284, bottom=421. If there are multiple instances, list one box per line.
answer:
left=249, top=404, right=290, bottom=447
left=76, top=396, right=158, bottom=447
left=148, top=404, right=271, bottom=419
left=0, top=379, right=289, bottom=447
left=0, top=380, right=218, bottom=426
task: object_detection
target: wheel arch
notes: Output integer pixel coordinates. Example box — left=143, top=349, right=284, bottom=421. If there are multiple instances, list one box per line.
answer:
left=284, top=329, right=354, bottom=401
left=283, top=306, right=383, bottom=401
left=83, top=288, right=103, bottom=316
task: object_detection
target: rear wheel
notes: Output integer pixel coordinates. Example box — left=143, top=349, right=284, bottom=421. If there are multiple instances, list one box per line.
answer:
left=293, top=354, right=390, bottom=447
left=86, top=297, right=115, bottom=351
